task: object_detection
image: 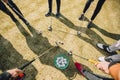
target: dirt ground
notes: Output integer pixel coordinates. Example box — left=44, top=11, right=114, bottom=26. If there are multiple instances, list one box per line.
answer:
left=0, top=0, right=120, bottom=80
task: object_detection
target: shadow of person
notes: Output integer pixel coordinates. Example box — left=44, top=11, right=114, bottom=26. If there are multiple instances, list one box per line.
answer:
left=53, top=14, right=110, bottom=56
left=0, top=34, right=37, bottom=80
left=92, top=23, right=120, bottom=40
left=15, top=21, right=78, bottom=79
left=78, top=16, right=90, bottom=22
left=78, top=16, right=120, bottom=41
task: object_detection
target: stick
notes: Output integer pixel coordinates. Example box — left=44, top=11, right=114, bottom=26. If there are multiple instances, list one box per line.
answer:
left=19, top=42, right=60, bottom=70
left=68, top=51, right=98, bottom=64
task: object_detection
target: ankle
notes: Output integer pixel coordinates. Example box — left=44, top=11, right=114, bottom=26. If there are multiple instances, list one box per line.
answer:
left=106, top=47, right=112, bottom=52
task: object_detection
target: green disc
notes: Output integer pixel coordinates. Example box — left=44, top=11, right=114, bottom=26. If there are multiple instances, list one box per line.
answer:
left=54, top=53, right=69, bottom=70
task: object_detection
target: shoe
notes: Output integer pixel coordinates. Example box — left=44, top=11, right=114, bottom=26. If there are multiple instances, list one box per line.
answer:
left=74, top=62, right=85, bottom=76
left=55, top=13, right=60, bottom=18
left=87, top=21, right=92, bottom=28
left=97, top=43, right=117, bottom=55
left=13, top=18, right=18, bottom=23
left=98, top=57, right=106, bottom=62
left=98, top=56, right=113, bottom=62
left=25, top=21, right=30, bottom=25
left=78, top=14, right=84, bottom=20
left=45, top=12, right=52, bottom=17
left=21, top=18, right=30, bottom=26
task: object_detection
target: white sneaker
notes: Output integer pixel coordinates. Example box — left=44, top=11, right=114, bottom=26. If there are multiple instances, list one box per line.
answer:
left=97, top=43, right=105, bottom=49
left=98, top=57, right=105, bottom=62
left=97, top=43, right=117, bottom=55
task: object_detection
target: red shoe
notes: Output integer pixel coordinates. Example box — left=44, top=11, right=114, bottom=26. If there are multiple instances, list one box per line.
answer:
left=75, top=62, right=85, bottom=76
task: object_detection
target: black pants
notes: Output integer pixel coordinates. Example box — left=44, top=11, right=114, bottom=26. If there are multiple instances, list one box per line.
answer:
left=84, top=70, right=114, bottom=80
left=8, top=0, right=23, bottom=16
left=48, top=0, right=61, bottom=13
left=0, top=0, right=16, bottom=22
left=7, top=0, right=27, bottom=23
left=83, top=0, right=105, bottom=21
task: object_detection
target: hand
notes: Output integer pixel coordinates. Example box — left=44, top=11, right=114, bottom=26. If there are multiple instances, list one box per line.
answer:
left=2, top=0, right=8, bottom=3
left=95, top=61, right=110, bottom=74
left=7, top=68, right=23, bottom=78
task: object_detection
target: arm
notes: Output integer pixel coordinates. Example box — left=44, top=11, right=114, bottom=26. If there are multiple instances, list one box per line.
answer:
left=0, top=72, right=11, bottom=80
left=96, top=61, right=120, bottom=80
left=0, top=68, right=22, bottom=80
left=95, top=61, right=110, bottom=74
left=108, top=61, right=120, bottom=80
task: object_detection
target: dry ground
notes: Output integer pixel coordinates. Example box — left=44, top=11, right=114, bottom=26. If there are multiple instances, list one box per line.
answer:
left=0, top=0, right=120, bottom=80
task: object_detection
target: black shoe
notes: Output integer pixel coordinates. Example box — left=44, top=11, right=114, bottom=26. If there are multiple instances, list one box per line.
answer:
left=98, top=56, right=113, bottom=62
left=45, top=12, right=52, bottom=17
left=23, top=19, right=30, bottom=26
left=12, top=18, right=17, bottom=22
left=25, top=21, right=30, bottom=26
left=97, top=43, right=117, bottom=56
left=87, top=21, right=92, bottom=28
left=55, top=13, right=60, bottom=18
left=78, top=14, right=84, bottom=20
left=11, top=16, right=17, bottom=22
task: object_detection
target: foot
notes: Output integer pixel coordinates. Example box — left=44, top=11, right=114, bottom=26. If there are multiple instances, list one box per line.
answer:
left=98, top=56, right=113, bottom=62
left=75, top=62, right=85, bottom=76
left=97, top=43, right=117, bottom=55
left=87, top=21, right=92, bottom=28
left=98, top=57, right=106, bottom=62
left=25, top=21, right=30, bottom=26
left=45, top=12, right=52, bottom=17
left=13, top=18, right=17, bottom=23
left=78, top=14, right=84, bottom=20
left=55, top=13, right=60, bottom=18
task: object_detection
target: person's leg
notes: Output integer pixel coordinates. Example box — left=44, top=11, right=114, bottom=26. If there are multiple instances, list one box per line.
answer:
left=97, top=40, right=120, bottom=55
left=75, top=62, right=114, bottom=80
left=0, top=1, right=17, bottom=22
left=7, top=0, right=29, bottom=25
left=48, top=0, right=52, bottom=13
left=79, top=0, right=94, bottom=20
left=109, top=40, right=120, bottom=52
left=104, top=54, right=120, bottom=62
left=90, top=0, right=105, bottom=21
left=84, top=71, right=114, bottom=80
left=56, top=0, right=61, bottom=17
left=87, top=0, right=105, bottom=28
left=45, top=0, right=52, bottom=17
left=8, top=0, right=24, bottom=16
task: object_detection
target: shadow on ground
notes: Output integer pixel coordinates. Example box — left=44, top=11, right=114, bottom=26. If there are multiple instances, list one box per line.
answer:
left=55, top=14, right=120, bottom=56
left=92, top=24, right=120, bottom=40
left=79, top=15, right=120, bottom=40
left=14, top=20, right=93, bottom=80
left=0, top=34, right=37, bottom=80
